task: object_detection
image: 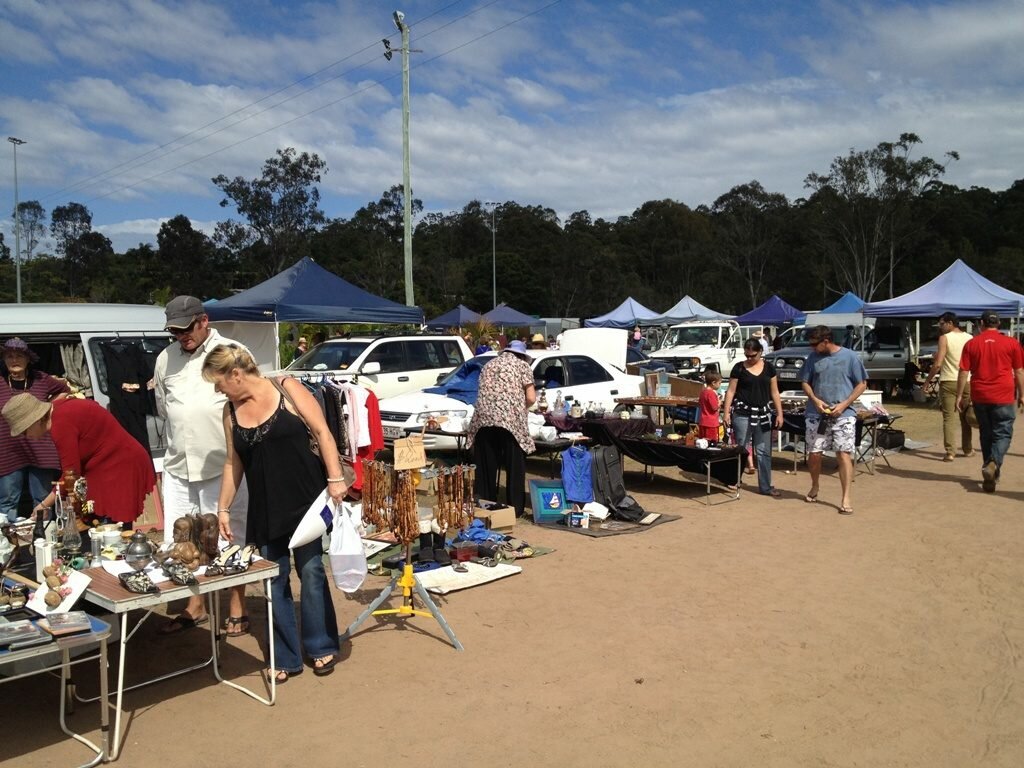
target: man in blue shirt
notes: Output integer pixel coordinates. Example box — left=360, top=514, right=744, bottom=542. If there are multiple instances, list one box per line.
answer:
left=800, top=326, right=868, bottom=515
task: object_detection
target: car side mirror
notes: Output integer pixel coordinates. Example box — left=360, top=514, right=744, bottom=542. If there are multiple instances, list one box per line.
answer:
left=435, top=372, right=447, bottom=384
left=361, top=361, right=381, bottom=375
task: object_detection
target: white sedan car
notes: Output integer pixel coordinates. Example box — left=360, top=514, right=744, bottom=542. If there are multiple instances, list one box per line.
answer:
left=378, top=350, right=644, bottom=450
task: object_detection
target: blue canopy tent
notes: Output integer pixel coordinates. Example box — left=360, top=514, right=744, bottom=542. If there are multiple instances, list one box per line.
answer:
left=205, top=257, right=424, bottom=324
left=651, top=295, right=734, bottom=324
left=483, top=303, right=535, bottom=326
left=820, top=292, right=865, bottom=314
left=203, top=257, right=423, bottom=370
left=862, top=259, right=1024, bottom=318
left=425, top=304, right=481, bottom=329
left=735, top=295, right=806, bottom=325
left=584, top=297, right=660, bottom=328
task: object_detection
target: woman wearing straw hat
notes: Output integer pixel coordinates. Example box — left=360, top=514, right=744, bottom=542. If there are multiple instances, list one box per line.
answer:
left=1, top=393, right=155, bottom=524
left=0, top=338, right=69, bottom=522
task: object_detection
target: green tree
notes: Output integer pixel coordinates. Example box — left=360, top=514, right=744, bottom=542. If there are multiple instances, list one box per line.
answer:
left=803, top=133, right=957, bottom=300
left=0, top=232, right=9, bottom=262
left=15, top=200, right=46, bottom=261
left=711, top=181, right=789, bottom=308
left=156, top=215, right=231, bottom=298
left=66, top=231, right=114, bottom=300
left=50, top=202, right=92, bottom=258
left=212, top=147, right=327, bottom=278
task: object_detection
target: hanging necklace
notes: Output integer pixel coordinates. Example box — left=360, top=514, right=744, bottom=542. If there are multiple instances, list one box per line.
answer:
left=7, top=375, right=29, bottom=391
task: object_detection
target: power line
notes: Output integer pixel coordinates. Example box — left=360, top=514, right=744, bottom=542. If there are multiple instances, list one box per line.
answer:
left=79, top=0, right=561, bottom=206
left=40, top=0, right=477, bottom=203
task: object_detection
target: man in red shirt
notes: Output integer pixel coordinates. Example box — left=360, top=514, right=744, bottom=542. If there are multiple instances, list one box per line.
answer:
left=955, top=310, right=1024, bottom=492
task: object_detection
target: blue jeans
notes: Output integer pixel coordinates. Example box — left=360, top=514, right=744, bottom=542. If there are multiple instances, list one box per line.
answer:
left=0, top=466, right=61, bottom=523
left=732, top=414, right=774, bottom=494
left=973, top=403, right=1016, bottom=471
left=262, top=537, right=339, bottom=674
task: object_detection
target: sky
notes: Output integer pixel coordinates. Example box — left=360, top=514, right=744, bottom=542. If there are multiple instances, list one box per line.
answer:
left=1, top=0, right=1022, bottom=256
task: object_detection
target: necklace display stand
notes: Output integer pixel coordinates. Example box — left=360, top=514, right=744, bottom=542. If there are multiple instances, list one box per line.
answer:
left=340, top=541, right=464, bottom=650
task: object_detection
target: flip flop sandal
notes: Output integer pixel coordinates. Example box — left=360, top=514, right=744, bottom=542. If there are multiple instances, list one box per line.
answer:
left=159, top=613, right=209, bottom=635
left=313, top=654, right=338, bottom=676
left=452, top=562, right=469, bottom=573
left=470, top=557, right=499, bottom=568
left=223, top=615, right=250, bottom=637
left=267, top=667, right=301, bottom=684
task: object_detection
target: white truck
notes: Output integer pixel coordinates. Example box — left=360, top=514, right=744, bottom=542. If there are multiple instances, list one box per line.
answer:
left=647, top=320, right=762, bottom=376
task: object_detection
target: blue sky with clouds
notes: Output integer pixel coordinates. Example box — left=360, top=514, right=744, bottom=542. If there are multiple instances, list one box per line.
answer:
left=1, top=0, right=1022, bottom=255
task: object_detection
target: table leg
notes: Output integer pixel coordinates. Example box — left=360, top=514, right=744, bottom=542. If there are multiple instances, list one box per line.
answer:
left=57, top=647, right=106, bottom=767
left=211, top=577, right=277, bottom=705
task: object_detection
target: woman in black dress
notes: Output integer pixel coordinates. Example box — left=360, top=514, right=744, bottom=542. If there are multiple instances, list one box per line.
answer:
left=203, top=344, right=347, bottom=682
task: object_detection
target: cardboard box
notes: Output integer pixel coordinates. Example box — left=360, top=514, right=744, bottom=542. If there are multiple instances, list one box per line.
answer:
left=474, top=500, right=515, bottom=533
left=668, top=375, right=703, bottom=399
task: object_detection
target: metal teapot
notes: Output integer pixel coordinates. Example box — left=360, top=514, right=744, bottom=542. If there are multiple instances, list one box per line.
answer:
left=124, top=530, right=154, bottom=572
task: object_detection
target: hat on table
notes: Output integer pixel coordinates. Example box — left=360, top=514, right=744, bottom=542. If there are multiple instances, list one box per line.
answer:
left=164, top=296, right=205, bottom=330
left=2, top=393, right=52, bottom=436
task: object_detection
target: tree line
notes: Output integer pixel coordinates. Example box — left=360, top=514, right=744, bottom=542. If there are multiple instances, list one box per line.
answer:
left=2, top=135, right=1022, bottom=319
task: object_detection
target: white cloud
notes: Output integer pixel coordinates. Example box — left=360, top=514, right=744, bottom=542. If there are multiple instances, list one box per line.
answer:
left=503, top=76, right=565, bottom=108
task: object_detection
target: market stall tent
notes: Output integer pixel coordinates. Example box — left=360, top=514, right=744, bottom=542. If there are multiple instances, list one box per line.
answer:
left=862, top=259, right=1024, bottom=318
left=204, top=257, right=424, bottom=369
left=584, top=297, right=660, bottom=328
left=651, top=295, right=734, bottom=324
left=820, top=292, right=865, bottom=314
left=425, top=304, right=481, bottom=329
left=483, top=303, right=536, bottom=326
left=734, top=295, right=806, bottom=325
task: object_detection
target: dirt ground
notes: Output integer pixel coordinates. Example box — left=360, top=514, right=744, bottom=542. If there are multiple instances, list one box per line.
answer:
left=5, top=399, right=1024, bottom=768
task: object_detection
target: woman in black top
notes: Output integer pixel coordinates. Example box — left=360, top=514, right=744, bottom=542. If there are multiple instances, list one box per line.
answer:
left=203, top=344, right=347, bottom=682
left=724, top=339, right=784, bottom=496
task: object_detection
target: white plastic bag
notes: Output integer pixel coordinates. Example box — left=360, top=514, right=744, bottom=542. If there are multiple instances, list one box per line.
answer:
left=329, top=502, right=367, bottom=593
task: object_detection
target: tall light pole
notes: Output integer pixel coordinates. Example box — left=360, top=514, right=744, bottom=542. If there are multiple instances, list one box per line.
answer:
left=8, top=137, right=25, bottom=303
left=485, top=201, right=498, bottom=309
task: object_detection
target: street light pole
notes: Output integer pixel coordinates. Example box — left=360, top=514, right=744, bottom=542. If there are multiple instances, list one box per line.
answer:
left=485, top=201, right=497, bottom=309
left=8, top=137, right=25, bottom=304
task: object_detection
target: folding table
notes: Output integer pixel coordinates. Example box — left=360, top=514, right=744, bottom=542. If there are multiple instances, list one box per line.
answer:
left=80, top=559, right=278, bottom=760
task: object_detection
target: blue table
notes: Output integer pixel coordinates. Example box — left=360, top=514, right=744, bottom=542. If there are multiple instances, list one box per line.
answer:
left=0, top=613, right=111, bottom=767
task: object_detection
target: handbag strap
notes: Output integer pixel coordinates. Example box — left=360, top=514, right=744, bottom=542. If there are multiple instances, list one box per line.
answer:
left=270, top=376, right=321, bottom=453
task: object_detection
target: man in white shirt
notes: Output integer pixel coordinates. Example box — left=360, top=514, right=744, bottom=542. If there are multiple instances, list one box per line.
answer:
left=154, top=296, right=249, bottom=636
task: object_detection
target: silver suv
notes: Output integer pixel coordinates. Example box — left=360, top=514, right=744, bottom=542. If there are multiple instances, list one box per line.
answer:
left=283, top=334, right=473, bottom=399
left=766, top=325, right=912, bottom=392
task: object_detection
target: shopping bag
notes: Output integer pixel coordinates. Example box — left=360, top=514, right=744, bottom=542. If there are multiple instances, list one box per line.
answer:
left=329, top=502, right=367, bottom=593
left=288, top=488, right=334, bottom=550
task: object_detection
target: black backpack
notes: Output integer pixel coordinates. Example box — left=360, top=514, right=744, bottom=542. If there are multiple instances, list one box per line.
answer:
left=590, top=445, right=646, bottom=522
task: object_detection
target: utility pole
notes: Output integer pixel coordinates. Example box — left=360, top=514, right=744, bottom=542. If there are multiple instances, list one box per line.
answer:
left=8, top=137, right=25, bottom=303
left=485, top=201, right=498, bottom=309
left=391, top=10, right=415, bottom=307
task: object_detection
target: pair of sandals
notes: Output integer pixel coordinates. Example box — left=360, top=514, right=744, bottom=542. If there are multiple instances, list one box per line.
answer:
left=266, top=654, right=337, bottom=683
left=205, top=544, right=257, bottom=577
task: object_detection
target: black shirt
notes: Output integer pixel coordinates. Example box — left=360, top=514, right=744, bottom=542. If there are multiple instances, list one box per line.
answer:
left=729, top=360, right=777, bottom=407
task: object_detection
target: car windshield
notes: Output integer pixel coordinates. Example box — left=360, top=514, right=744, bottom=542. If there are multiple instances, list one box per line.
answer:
left=288, top=341, right=370, bottom=371
left=662, top=326, right=720, bottom=347
left=790, top=327, right=855, bottom=348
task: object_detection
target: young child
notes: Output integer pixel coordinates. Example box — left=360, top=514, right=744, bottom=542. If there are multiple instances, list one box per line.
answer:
left=698, top=372, right=723, bottom=441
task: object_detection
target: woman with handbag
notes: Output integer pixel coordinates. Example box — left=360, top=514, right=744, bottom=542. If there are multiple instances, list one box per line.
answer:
left=202, top=344, right=347, bottom=682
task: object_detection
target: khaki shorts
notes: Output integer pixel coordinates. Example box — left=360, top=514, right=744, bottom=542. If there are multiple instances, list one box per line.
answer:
left=805, top=414, right=856, bottom=454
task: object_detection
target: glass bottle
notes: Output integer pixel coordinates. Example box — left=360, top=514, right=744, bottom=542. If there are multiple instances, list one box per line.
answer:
left=537, top=388, right=548, bottom=413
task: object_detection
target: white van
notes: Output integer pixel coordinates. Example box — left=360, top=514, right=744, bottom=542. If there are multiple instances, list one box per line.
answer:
left=0, top=303, right=172, bottom=458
